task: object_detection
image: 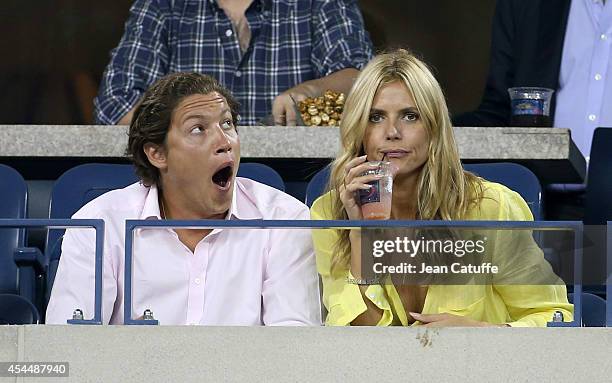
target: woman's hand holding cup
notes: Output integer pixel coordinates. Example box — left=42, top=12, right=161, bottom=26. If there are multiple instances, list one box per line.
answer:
left=339, top=155, right=385, bottom=220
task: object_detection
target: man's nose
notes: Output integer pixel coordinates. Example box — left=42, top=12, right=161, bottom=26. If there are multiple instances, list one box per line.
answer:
left=211, top=125, right=232, bottom=154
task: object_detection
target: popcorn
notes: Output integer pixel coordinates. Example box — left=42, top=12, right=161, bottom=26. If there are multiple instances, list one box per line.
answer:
left=298, top=90, right=344, bottom=126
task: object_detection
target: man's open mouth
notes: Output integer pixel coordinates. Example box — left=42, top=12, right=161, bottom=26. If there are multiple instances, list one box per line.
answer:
left=212, top=164, right=233, bottom=189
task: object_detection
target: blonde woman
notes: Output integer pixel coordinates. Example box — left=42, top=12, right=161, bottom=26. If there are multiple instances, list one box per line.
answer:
left=311, top=49, right=573, bottom=327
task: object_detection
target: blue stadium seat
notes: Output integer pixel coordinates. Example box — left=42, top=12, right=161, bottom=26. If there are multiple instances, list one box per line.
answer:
left=45, top=162, right=285, bottom=303
left=0, top=164, right=27, bottom=295
left=237, top=162, right=285, bottom=191
left=45, top=163, right=139, bottom=304
left=0, top=293, right=40, bottom=324
left=0, top=164, right=44, bottom=307
left=568, top=292, right=606, bottom=327
left=305, top=165, right=331, bottom=208
left=305, top=162, right=542, bottom=220
left=463, top=163, right=542, bottom=220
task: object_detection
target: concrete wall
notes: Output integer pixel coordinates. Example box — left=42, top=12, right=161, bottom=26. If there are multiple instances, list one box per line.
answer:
left=0, top=326, right=610, bottom=382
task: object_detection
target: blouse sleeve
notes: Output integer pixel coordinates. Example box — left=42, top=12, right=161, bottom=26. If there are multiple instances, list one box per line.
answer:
left=310, top=194, right=395, bottom=326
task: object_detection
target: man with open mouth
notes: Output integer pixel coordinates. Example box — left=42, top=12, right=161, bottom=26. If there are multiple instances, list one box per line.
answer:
left=46, top=72, right=321, bottom=325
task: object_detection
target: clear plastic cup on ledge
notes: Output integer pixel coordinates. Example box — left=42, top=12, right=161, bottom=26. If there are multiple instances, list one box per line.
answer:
left=508, top=87, right=554, bottom=127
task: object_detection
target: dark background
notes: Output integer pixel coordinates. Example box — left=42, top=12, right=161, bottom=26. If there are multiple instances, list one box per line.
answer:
left=0, top=0, right=495, bottom=124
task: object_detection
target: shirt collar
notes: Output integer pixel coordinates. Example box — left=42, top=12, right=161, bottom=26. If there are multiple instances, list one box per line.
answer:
left=140, top=179, right=263, bottom=221
left=140, top=184, right=163, bottom=220
left=228, top=178, right=264, bottom=220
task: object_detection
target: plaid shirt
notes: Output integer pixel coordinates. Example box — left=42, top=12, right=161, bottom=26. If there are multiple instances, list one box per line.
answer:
left=94, top=0, right=374, bottom=125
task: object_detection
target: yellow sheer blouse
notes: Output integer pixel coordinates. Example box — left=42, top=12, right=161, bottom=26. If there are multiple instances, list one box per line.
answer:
left=311, top=181, right=573, bottom=327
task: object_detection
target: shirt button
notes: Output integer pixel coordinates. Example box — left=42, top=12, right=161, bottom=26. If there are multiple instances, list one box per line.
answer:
left=235, top=70, right=242, bottom=77
left=225, top=29, right=233, bottom=37
left=588, top=114, right=597, bottom=121
left=601, top=34, right=608, bottom=40
left=595, top=73, right=602, bottom=81
left=194, top=278, right=201, bottom=285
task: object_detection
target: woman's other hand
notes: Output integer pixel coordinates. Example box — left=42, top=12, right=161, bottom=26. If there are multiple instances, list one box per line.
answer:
left=410, top=312, right=507, bottom=327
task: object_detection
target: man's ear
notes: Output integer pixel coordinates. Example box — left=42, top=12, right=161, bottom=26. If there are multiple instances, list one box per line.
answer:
left=143, top=142, right=167, bottom=171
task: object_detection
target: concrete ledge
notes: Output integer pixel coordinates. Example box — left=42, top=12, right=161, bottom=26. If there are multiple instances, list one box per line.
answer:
left=0, top=125, right=576, bottom=159
left=0, top=125, right=586, bottom=183
left=0, top=326, right=610, bottom=382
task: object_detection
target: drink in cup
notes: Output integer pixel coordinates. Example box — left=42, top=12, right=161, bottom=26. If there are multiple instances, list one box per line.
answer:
left=357, top=161, right=393, bottom=220
left=508, top=87, right=554, bottom=127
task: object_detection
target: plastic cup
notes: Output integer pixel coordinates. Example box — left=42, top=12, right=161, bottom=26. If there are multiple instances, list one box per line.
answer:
left=357, top=161, right=393, bottom=220
left=508, top=87, right=554, bottom=127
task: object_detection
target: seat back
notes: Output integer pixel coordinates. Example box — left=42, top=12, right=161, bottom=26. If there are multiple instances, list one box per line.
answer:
left=46, top=163, right=139, bottom=253
left=45, top=162, right=285, bottom=249
left=46, top=164, right=138, bottom=301
left=568, top=292, right=606, bottom=327
left=464, top=163, right=542, bottom=220
left=0, top=293, right=40, bottom=324
left=237, top=162, right=285, bottom=191
left=0, top=164, right=27, bottom=294
left=305, top=162, right=542, bottom=219
left=45, top=162, right=285, bottom=299
left=463, top=163, right=549, bottom=268
left=47, top=162, right=285, bottom=235
left=305, top=165, right=331, bottom=207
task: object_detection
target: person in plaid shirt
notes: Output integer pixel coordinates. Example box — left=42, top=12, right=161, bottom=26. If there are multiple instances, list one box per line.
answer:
left=94, top=0, right=374, bottom=126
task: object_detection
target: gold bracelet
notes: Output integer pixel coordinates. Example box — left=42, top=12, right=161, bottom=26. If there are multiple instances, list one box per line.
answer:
left=346, top=276, right=380, bottom=285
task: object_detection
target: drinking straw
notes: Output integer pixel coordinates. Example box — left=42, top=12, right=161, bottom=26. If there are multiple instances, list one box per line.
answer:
left=377, top=153, right=388, bottom=174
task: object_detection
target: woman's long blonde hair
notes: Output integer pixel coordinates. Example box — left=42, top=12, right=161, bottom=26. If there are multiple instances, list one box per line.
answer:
left=327, top=49, right=483, bottom=273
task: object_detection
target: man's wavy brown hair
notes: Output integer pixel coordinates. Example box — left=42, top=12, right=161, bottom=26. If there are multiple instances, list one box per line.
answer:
left=126, top=72, right=240, bottom=186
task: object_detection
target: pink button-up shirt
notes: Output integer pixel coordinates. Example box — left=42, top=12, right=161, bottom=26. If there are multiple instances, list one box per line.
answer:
left=46, top=178, right=321, bottom=325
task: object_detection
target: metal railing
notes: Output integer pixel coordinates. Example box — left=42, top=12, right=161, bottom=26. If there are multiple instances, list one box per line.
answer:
left=0, top=219, right=105, bottom=324
left=123, top=219, right=584, bottom=327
